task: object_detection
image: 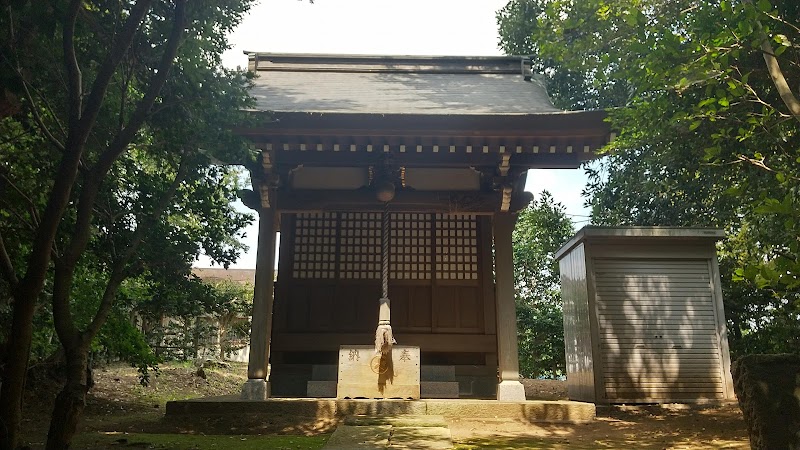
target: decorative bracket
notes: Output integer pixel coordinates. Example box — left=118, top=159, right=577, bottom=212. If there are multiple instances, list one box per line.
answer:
left=500, top=186, right=513, bottom=212
left=498, top=153, right=511, bottom=177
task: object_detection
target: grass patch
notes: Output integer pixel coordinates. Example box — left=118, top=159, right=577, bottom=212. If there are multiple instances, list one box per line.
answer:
left=73, top=432, right=329, bottom=449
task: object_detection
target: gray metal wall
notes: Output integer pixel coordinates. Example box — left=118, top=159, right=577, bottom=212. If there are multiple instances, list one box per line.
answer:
left=559, top=243, right=596, bottom=402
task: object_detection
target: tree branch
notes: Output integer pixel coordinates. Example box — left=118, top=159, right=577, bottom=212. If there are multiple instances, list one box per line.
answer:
left=94, top=0, right=187, bottom=176
left=0, top=173, right=41, bottom=228
left=73, top=0, right=153, bottom=145
left=63, top=0, right=82, bottom=128
left=754, top=21, right=800, bottom=123
left=84, top=155, right=191, bottom=340
left=18, top=80, right=65, bottom=152
left=0, top=231, right=18, bottom=288
left=51, top=258, right=79, bottom=346
left=64, top=0, right=184, bottom=268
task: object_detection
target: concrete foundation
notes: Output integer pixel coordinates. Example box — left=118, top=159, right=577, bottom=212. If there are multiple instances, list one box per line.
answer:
left=240, top=379, right=269, bottom=400
left=166, top=397, right=596, bottom=424
left=496, top=380, right=526, bottom=402
left=307, top=380, right=337, bottom=398
left=421, top=381, right=460, bottom=399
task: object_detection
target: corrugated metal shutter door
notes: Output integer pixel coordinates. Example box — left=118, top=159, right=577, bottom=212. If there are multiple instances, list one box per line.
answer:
left=593, top=258, right=724, bottom=402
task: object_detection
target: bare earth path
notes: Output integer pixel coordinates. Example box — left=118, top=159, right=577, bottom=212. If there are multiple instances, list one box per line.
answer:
left=19, top=363, right=750, bottom=449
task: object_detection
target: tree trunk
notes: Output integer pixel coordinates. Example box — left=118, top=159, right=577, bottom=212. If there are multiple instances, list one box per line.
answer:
left=0, top=287, right=38, bottom=450
left=45, top=344, right=89, bottom=450
left=218, top=325, right=226, bottom=361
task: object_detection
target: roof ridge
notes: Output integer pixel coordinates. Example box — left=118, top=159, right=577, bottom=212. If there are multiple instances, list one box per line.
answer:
left=245, top=53, right=528, bottom=74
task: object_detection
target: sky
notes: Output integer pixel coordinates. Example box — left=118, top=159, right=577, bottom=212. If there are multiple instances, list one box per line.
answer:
left=199, top=0, right=593, bottom=269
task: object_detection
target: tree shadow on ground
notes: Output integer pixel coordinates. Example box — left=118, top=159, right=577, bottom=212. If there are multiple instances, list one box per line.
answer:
left=450, top=403, right=749, bottom=449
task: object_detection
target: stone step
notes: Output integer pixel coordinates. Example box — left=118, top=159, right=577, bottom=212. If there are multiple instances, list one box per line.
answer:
left=308, top=380, right=460, bottom=399
left=345, top=414, right=448, bottom=427
left=312, top=364, right=338, bottom=381
left=269, top=373, right=309, bottom=397
left=455, top=376, right=497, bottom=397
left=323, top=424, right=391, bottom=449
left=421, top=381, right=459, bottom=399
left=307, top=380, right=337, bottom=398
left=309, top=364, right=490, bottom=382
left=326, top=416, right=453, bottom=450
left=421, top=365, right=456, bottom=381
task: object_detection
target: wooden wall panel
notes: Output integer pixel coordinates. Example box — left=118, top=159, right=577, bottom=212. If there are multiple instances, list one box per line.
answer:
left=457, top=286, right=481, bottom=330
left=307, top=285, right=336, bottom=331
left=432, top=286, right=482, bottom=332
left=409, top=286, right=433, bottom=329
left=433, top=288, right=458, bottom=329
left=286, top=285, right=310, bottom=331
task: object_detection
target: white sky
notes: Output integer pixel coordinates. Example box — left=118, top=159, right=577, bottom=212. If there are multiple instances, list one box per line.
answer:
left=199, top=0, right=592, bottom=269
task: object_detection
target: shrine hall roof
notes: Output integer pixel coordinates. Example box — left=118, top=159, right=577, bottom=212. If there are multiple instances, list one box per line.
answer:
left=245, top=53, right=563, bottom=115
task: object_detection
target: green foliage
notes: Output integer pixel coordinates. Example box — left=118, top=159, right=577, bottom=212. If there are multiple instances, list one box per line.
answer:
left=513, top=192, right=574, bottom=378
left=0, top=0, right=257, bottom=343
left=498, top=0, right=800, bottom=356
left=134, top=275, right=252, bottom=361
left=95, top=308, right=160, bottom=386
left=0, top=1, right=259, bottom=444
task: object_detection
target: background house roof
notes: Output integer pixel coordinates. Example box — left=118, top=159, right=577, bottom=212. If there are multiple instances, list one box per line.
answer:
left=246, top=53, right=561, bottom=115
left=192, top=268, right=255, bottom=285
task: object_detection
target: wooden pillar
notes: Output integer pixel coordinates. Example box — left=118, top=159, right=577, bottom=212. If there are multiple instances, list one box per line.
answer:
left=241, top=206, right=277, bottom=400
left=493, top=212, right=526, bottom=401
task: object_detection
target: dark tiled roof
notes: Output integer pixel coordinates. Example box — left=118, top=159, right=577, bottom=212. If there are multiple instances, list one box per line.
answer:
left=246, top=53, right=561, bottom=115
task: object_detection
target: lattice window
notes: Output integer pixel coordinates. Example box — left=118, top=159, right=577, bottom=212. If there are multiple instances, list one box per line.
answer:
left=339, top=212, right=381, bottom=279
left=435, top=214, right=479, bottom=280
left=292, top=212, right=337, bottom=279
left=390, top=213, right=432, bottom=280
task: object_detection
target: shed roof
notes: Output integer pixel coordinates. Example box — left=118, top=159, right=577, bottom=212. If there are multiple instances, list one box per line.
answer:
left=554, top=226, right=725, bottom=261
left=246, top=53, right=561, bottom=115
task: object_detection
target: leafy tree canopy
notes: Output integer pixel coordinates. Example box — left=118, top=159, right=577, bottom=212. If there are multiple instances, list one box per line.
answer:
left=513, top=191, right=574, bottom=378
left=0, top=0, right=257, bottom=447
left=497, top=0, right=800, bottom=356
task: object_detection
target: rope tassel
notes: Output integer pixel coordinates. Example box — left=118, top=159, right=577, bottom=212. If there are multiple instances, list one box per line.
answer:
left=374, top=203, right=396, bottom=354
left=375, top=321, right=396, bottom=355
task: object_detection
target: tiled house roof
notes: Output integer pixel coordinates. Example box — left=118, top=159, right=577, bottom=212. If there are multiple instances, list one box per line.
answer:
left=246, top=53, right=561, bottom=115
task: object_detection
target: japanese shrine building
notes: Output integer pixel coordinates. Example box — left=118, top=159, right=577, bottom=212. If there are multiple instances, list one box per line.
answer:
left=236, top=53, right=611, bottom=401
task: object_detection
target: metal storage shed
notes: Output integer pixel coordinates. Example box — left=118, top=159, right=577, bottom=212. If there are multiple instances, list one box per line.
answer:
left=554, top=227, right=736, bottom=404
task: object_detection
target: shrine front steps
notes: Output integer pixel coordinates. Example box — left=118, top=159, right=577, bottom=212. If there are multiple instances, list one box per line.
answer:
left=307, top=381, right=459, bottom=399
left=165, top=397, right=596, bottom=425
left=306, top=364, right=489, bottom=399
left=322, top=415, right=453, bottom=450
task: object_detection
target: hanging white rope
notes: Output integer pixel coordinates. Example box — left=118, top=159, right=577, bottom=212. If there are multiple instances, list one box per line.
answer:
left=375, top=202, right=396, bottom=355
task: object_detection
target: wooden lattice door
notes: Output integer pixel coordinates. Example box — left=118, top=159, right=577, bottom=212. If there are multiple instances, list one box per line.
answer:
left=276, top=212, right=488, bottom=337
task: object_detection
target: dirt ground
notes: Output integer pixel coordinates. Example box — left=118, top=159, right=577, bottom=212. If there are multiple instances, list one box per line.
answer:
left=18, top=362, right=751, bottom=449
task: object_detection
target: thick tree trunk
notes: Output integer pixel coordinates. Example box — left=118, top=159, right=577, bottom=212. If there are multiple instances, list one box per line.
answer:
left=45, top=345, right=89, bottom=450
left=0, top=287, right=38, bottom=450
